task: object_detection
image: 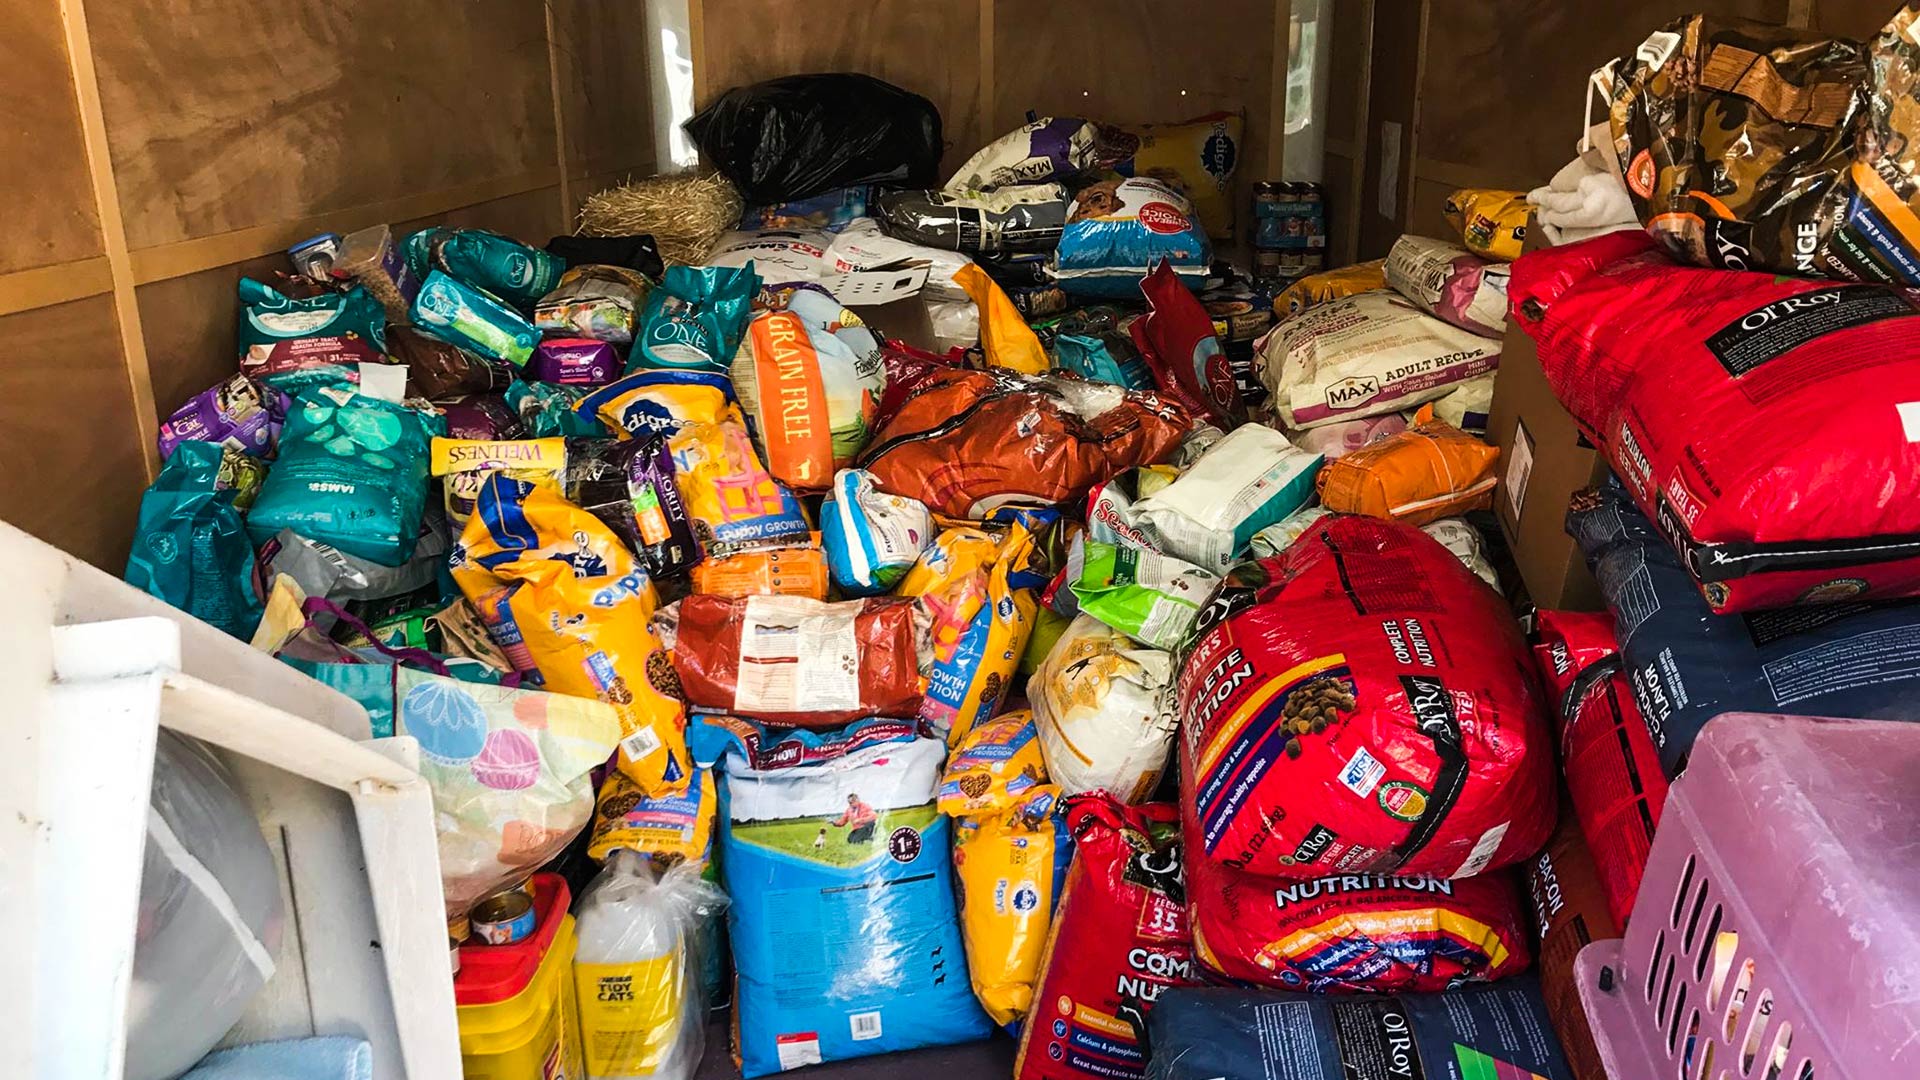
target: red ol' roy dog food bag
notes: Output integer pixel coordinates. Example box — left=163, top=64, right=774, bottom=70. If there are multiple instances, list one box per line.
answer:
left=1177, top=514, right=1555, bottom=881
left=1014, top=795, right=1191, bottom=1080
left=1512, top=229, right=1920, bottom=612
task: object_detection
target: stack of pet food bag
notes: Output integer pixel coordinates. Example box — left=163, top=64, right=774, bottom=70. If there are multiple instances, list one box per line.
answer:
left=118, top=67, right=1602, bottom=1080
left=1497, top=12, right=1920, bottom=1080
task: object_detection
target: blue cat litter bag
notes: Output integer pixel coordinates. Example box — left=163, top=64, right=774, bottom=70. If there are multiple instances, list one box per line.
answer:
left=1571, top=480, right=1920, bottom=778
left=691, top=715, right=993, bottom=1077
left=1145, top=978, right=1573, bottom=1080
left=1051, top=177, right=1211, bottom=298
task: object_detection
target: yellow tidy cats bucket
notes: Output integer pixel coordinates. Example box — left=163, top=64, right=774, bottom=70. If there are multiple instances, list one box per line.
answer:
left=455, top=874, right=585, bottom=1079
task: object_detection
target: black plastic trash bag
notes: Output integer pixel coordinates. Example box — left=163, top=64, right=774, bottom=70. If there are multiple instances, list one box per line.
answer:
left=685, top=73, right=942, bottom=204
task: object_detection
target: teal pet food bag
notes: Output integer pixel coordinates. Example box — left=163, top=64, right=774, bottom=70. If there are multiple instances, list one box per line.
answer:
left=125, top=440, right=265, bottom=640
left=247, top=385, right=441, bottom=566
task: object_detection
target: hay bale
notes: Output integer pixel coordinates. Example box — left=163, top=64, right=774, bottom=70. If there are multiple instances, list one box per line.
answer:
left=576, top=171, right=743, bottom=267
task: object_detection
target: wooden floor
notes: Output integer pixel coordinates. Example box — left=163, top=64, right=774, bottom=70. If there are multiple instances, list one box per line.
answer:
left=693, top=1020, right=1018, bottom=1079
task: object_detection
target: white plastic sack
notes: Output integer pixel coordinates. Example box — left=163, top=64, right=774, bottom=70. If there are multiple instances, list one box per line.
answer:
left=130, top=732, right=284, bottom=1080
left=705, top=229, right=829, bottom=282
left=1254, top=291, right=1498, bottom=430
left=573, top=854, right=727, bottom=1080
left=824, top=218, right=974, bottom=302
left=1421, top=517, right=1499, bottom=587
left=1031, top=613, right=1177, bottom=803
left=1127, top=425, right=1322, bottom=572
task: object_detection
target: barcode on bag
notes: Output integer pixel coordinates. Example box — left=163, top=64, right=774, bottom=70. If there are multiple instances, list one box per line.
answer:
left=620, top=726, right=662, bottom=762
left=849, top=1011, right=883, bottom=1041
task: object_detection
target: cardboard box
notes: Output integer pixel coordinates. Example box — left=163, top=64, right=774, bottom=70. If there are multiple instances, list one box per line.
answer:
left=1487, top=238, right=1608, bottom=611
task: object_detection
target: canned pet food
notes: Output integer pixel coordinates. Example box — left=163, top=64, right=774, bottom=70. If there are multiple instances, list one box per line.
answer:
left=470, top=887, right=537, bottom=945
left=448, top=911, right=471, bottom=943
left=450, top=937, right=463, bottom=974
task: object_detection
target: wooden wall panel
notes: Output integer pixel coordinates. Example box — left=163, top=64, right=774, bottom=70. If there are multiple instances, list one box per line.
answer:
left=693, top=0, right=984, bottom=179
left=0, top=297, right=147, bottom=570
left=1326, top=0, right=1373, bottom=151
left=1357, top=0, right=1424, bottom=259
left=1812, top=0, right=1903, bottom=36
left=1413, top=0, right=1790, bottom=193
left=0, top=1, right=104, bottom=276
left=550, top=0, right=658, bottom=222
left=995, top=0, right=1279, bottom=246
left=90, top=1, right=558, bottom=253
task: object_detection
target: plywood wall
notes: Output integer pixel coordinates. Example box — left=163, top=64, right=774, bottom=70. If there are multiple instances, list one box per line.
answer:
left=1, top=0, right=656, bottom=570
left=690, top=0, right=1292, bottom=240
left=1355, top=0, right=1905, bottom=255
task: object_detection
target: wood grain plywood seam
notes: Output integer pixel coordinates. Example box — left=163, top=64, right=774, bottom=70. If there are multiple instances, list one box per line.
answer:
left=1412, top=154, right=1523, bottom=192
left=126, top=167, right=562, bottom=286
left=60, top=0, right=158, bottom=480
left=545, top=2, right=574, bottom=223
left=0, top=257, right=114, bottom=318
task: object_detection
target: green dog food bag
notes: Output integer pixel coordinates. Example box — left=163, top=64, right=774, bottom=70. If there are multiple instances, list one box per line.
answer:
left=630, top=263, right=761, bottom=373
left=247, top=384, right=442, bottom=566
left=1069, top=539, right=1220, bottom=650
left=433, top=228, right=568, bottom=309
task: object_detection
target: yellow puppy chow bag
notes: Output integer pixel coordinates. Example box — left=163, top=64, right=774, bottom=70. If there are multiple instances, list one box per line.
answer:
left=899, top=522, right=1038, bottom=742
left=452, top=473, right=691, bottom=795
left=952, top=787, right=1070, bottom=1029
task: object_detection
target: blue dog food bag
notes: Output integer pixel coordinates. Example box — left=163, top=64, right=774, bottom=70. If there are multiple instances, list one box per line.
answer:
left=1145, top=978, right=1573, bottom=1080
left=1051, top=177, right=1211, bottom=297
left=691, top=715, right=993, bottom=1076
left=1571, top=479, right=1920, bottom=777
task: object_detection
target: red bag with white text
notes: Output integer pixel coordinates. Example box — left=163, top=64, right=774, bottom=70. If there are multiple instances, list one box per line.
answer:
left=1013, top=796, right=1191, bottom=1080
left=1177, top=515, right=1555, bottom=880
left=1513, top=230, right=1920, bottom=611
left=1532, top=610, right=1669, bottom=927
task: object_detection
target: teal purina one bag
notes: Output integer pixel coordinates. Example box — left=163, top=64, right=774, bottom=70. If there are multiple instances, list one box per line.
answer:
left=631, top=263, right=760, bottom=372
left=434, top=229, right=566, bottom=309
left=410, top=271, right=540, bottom=367
left=246, top=385, right=441, bottom=566
left=125, top=440, right=265, bottom=640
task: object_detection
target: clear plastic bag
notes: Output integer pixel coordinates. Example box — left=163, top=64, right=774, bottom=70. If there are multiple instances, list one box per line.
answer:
left=572, top=853, right=728, bottom=1080
left=129, top=732, right=284, bottom=1080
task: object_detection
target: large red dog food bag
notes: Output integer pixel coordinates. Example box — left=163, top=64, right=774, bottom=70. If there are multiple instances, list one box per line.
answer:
left=1512, top=229, right=1920, bottom=611
left=1533, top=610, right=1669, bottom=927
left=1014, top=796, right=1191, bottom=1080
left=1186, top=858, right=1531, bottom=993
left=1177, top=514, right=1555, bottom=880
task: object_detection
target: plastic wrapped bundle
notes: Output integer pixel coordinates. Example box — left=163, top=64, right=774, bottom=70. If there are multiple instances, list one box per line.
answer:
left=129, top=732, right=283, bottom=1080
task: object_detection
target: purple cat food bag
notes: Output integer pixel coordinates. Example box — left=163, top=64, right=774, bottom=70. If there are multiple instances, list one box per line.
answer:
left=526, top=338, right=621, bottom=386
left=437, top=395, right=527, bottom=440
left=157, top=374, right=289, bottom=460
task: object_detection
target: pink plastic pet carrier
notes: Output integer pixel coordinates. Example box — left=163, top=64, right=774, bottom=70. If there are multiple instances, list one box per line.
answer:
left=1575, top=712, right=1920, bottom=1080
